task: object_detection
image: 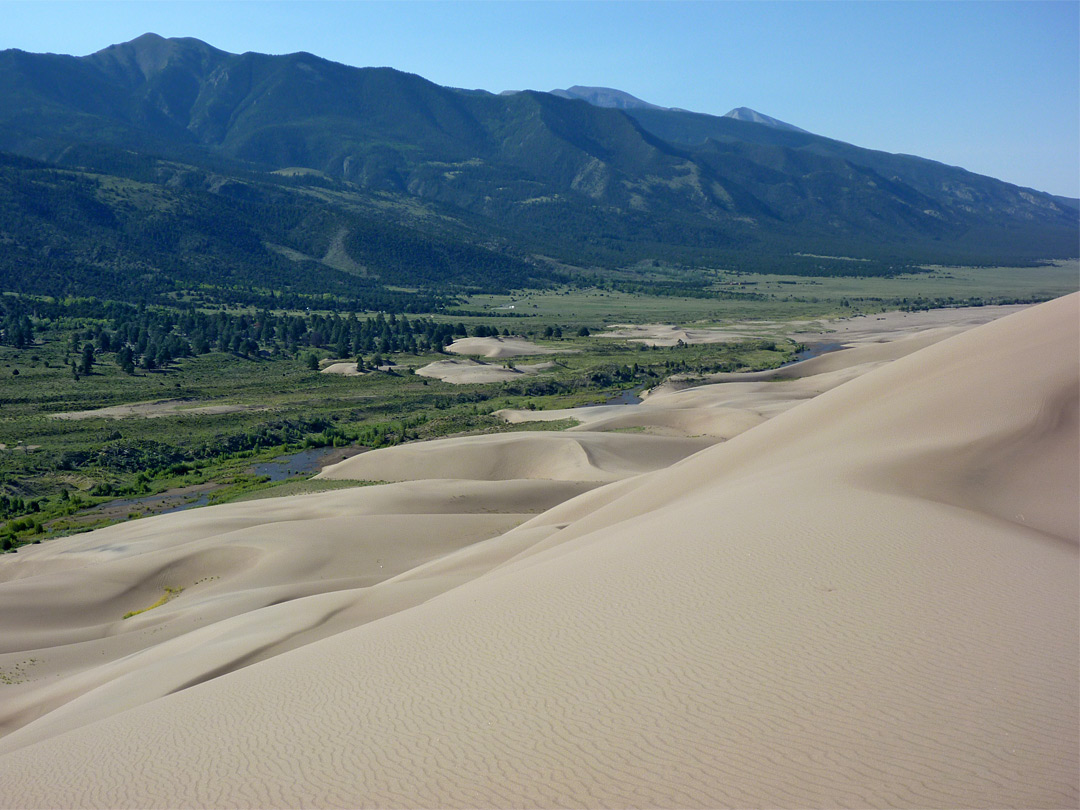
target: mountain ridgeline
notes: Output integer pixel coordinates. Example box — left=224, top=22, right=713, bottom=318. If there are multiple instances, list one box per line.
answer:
left=0, top=33, right=1075, bottom=307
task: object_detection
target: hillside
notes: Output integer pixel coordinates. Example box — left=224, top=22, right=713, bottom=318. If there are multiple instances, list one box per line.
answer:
left=0, top=33, right=1076, bottom=304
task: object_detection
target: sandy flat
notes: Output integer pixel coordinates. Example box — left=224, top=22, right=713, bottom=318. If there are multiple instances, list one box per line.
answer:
left=0, top=297, right=1075, bottom=808
left=50, top=399, right=262, bottom=420
left=599, top=303, right=1029, bottom=347
left=599, top=322, right=751, bottom=345
left=789, top=302, right=1029, bottom=345
left=447, top=335, right=570, bottom=358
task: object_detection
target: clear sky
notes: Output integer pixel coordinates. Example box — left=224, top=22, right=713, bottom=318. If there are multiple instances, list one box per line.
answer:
left=3, top=1, right=1078, bottom=197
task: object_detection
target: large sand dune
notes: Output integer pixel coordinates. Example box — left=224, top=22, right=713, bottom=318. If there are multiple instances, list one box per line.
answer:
left=317, top=430, right=716, bottom=483
left=0, top=298, right=1076, bottom=808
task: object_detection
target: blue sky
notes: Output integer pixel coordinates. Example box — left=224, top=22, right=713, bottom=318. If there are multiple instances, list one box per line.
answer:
left=3, top=1, right=1078, bottom=197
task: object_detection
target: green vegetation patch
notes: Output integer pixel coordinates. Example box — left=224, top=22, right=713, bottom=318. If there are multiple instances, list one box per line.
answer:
left=122, top=586, right=184, bottom=620
left=224, top=478, right=384, bottom=503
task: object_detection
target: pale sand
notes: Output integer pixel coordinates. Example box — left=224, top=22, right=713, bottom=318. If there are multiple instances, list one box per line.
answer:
left=600, top=303, right=1028, bottom=346
left=317, top=430, right=716, bottom=483
left=415, top=358, right=554, bottom=384
left=447, top=335, right=570, bottom=358
left=498, top=325, right=972, bottom=436
left=319, top=362, right=365, bottom=376
left=49, top=399, right=262, bottom=420
left=0, top=297, right=1075, bottom=808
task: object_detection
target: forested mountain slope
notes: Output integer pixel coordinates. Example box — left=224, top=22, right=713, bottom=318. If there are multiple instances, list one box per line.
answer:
left=0, top=33, right=1075, bottom=304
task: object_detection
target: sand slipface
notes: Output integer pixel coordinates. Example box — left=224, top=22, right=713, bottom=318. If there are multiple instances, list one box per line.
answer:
left=0, top=297, right=1076, bottom=808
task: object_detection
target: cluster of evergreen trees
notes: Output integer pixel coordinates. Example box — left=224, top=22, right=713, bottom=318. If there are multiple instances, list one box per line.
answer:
left=1, top=295, right=524, bottom=371
left=0, top=494, right=42, bottom=519
left=0, top=309, right=33, bottom=348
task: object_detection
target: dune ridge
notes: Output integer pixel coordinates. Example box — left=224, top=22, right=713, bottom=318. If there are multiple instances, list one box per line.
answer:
left=316, top=430, right=716, bottom=483
left=0, top=297, right=1075, bottom=808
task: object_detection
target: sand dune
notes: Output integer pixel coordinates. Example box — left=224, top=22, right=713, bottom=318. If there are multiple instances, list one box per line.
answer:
left=415, top=358, right=554, bottom=384
left=447, top=335, right=568, bottom=358
left=598, top=304, right=1028, bottom=347
left=319, top=361, right=365, bottom=376
left=498, top=325, right=968, bottom=438
left=0, top=478, right=591, bottom=752
left=415, top=358, right=522, bottom=383
left=598, top=322, right=749, bottom=345
left=49, top=399, right=262, bottom=419
left=317, top=430, right=715, bottom=483
left=0, top=298, right=1075, bottom=808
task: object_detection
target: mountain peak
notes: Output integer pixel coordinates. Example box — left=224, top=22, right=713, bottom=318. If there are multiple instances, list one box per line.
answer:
left=550, top=86, right=671, bottom=112
left=722, top=107, right=807, bottom=133
left=88, top=33, right=225, bottom=81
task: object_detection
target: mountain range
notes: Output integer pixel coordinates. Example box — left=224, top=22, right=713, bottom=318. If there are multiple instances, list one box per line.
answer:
left=0, top=33, right=1075, bottom=306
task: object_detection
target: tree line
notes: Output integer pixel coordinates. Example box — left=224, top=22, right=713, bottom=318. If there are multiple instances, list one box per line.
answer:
left=0, top=295, right=524, bottom=372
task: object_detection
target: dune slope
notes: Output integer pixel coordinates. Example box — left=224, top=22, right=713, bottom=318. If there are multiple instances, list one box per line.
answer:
left=0, top=296, right=1075, bottom=808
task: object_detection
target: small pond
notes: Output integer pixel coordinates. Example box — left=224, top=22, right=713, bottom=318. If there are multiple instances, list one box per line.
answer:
left=250, top=447, right=336, bottom=482
left=584, top=387, right=648, bottom=407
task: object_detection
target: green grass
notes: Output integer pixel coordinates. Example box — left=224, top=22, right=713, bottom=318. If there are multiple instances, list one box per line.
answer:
left=459, top=288, right=835, bottom=328
left=725, top=261, right=1079, bottom=309
left=458, top=261, right=1078, bottom=330
left=217, top=478, right=384, bottom=504
left=122, top=586, right=183, bottom=619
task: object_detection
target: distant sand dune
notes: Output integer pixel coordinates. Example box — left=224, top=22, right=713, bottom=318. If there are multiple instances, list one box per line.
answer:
left=0, top=298, right=1075, bottom=808
left=498, top=325, right=969, bottom=438
left=415, top=358, right=554, bottom=384
left=447, top=336, right=568, bottom=358
left=49, top=399, right=261, bottom=419
left=319, top=361, right=365, bottom=376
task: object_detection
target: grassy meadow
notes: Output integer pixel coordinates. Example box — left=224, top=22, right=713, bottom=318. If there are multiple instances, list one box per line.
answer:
left=461, top=260, right=1079, bottom=330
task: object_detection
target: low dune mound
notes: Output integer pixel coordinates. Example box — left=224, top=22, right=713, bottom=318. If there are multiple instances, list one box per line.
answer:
left=49, top=399, right=261, bottom=420
left=499, top=402, right=766, bottom=439
left=599, top=323, right=746, bottom=346
left=447, top=335, right=569, bottom=358
left=789, top=302, right=1029, bottom=345
left=0, top=297, right=1075, bottom=808
left=318, top=430, right=715, bottom=483
left=598, top=305, right=1030, bottom=349
left=415, top=358, right=552, bottom=384
left=319, top=362, right=365, bottom=376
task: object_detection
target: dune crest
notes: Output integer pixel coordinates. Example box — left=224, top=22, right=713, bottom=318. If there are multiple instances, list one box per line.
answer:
left=0, top=297, right=1075, bottom=808
left=317, top=430, right=715, bottom=483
